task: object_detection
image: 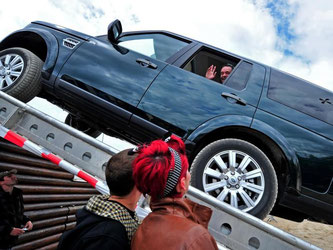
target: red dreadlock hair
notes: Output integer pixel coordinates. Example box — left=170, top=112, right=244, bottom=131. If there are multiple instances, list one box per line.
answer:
left=132, top=135, right=188, bottom=201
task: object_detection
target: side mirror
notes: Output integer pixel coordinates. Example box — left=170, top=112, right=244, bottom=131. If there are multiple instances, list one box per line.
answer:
left=107, top=19, right=122, bottom=43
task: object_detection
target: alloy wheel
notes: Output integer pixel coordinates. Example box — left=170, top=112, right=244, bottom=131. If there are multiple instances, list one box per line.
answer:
left=202, top=150, right=265, bottom=212
left=0, top=53, right=24, bottom=90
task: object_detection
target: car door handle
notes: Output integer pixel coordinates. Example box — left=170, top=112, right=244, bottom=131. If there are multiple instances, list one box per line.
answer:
left=136, top=58, right=158, bottom=69
left=221, top=92, right=247, bottom=106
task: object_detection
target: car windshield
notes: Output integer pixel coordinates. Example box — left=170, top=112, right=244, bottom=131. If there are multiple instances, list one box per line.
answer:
left=118, top=33, right=189, bottom=62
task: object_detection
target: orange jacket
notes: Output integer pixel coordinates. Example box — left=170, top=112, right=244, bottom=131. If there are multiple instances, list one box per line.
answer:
left=131, top=197, right=218, bottom=250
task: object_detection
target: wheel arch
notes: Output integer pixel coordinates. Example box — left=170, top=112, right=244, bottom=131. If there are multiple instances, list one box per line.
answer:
left=186, top=117, right=301, bottom=200
left=0, top=29, right=59, bottom=79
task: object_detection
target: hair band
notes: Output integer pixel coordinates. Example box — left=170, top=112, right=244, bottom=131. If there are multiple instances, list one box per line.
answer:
left=162, top=147, right=182, bottom=198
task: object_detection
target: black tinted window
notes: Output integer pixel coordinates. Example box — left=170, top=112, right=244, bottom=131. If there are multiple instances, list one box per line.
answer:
left=268, top=69, right=333, bottom=125
left=225, top=62, right=252, bottom=90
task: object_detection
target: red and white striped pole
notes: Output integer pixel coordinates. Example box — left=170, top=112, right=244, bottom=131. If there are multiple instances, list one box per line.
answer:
left=0, top=125, right=110, bottom=195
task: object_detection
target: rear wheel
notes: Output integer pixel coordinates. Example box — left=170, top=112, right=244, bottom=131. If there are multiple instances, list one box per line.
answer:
left=190, top=138, right=278, bottom=219
left=0, top=47, right=43, bottom=102
left=65, top=114, right=101, bottom=138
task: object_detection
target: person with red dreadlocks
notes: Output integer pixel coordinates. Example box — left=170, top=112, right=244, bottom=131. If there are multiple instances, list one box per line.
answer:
left=131, top=135, right=218, bottom=250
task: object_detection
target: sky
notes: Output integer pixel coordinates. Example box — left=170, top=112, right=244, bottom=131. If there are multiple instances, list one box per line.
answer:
left=1, top=0, right=333, bottom=91
left=1, top=0, right=333, bottom=147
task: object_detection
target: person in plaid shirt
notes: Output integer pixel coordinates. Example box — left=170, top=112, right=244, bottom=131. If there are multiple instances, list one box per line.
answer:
left=58, top=149, right=141, bottom=250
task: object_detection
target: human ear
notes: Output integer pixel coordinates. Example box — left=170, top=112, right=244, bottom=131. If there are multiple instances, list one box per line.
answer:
left=175, top=177, right=186, bottom=194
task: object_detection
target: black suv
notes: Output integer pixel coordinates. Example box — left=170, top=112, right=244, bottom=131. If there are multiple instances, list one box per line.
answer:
left=0, top=20, right=332, bottom=223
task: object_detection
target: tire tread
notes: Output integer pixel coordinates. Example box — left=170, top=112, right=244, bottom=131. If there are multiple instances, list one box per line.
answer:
left=190, top=138, right=278, bottom=219
left=1, top=47, right=43, bottom=103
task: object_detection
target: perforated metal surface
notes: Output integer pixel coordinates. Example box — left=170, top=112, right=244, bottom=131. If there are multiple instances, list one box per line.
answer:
left=0, top=91, right=321, bottom=250
left=0, top=91, right=118, bottom=180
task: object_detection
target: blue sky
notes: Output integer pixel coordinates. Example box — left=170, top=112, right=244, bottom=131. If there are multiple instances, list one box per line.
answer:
left=266, top=1, right=295, bottom=40
left=265, top=1, right=312, bottom=64
left=267, top=1, right=296, bottom=53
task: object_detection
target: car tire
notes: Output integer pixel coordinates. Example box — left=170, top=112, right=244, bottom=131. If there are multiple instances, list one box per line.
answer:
left=190, top=138, right=277, bottom=219
left=0, top=47, right=43, bottom=102
left=65, top=114, right=102, bottom=138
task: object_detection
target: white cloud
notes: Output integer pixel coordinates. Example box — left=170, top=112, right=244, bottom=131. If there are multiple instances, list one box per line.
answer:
left=304, top=60, right=333, bottom=91
left=274, top=0, right=333, bottom=90
left=1, top=0, right=332, bottom=92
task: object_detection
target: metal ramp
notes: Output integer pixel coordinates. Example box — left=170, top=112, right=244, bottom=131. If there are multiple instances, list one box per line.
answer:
left=0, top=91, right=321, bottom=250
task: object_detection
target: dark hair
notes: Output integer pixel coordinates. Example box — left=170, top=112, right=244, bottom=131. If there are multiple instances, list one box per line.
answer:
left=223, top=63, right=234, bottom=69
left=132, top=135, right=189, bottom=200
left=0, top=169, right=17, bottom=181
left=105, top=149, right=137, bottom=196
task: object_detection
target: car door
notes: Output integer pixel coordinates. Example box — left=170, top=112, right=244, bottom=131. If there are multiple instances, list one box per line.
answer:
left=55, top=33, right=190, bottom=131
left=254, top=68, right=333, bottom=203
left=134, top=46, right=266, bottom=139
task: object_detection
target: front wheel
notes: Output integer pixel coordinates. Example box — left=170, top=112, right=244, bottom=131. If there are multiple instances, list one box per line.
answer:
left=190, top=138, right=277, bottom=219
left=0, top=47, right=43, bottom=102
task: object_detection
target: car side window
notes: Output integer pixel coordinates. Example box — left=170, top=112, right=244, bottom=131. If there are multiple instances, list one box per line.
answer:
left=117, top=34, right=189, bottom=62
left=224, top=61, right=253, bottom=90
left=182, top=49, right=252, bottom=90
left=268, top=69, right=333, bottom=125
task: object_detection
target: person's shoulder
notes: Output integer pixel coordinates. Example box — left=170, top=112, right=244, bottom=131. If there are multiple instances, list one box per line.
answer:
left=0, top=185, right=6, bottom=194
left=59, top=218, right=129, bottom=250
left=74, top=208, right=127, bottom=235
left=178, top=217, right=208, bottom=233
left=84, top=219, right=129, bottom=248
left=164, top=219, right=216, bottom=250
left=84, top=224, right=130, bottom=250
left=0, top=187, right=5, bottom=196
left=0, top=187, right=21, bottom=198
left=101, top=218, right=126, bottom=230
left=9, top=186, right=23, bottom=196
left=145, top=212, right=206, bottom=232
left=70, top=214, right=128, bottom=241
left=88, top=217, right=127, bottom=236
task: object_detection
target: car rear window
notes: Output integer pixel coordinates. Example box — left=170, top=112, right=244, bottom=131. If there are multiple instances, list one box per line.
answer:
left=268, top=69, right=333, bottom=125
left=118, top=33, right=189, bottom=62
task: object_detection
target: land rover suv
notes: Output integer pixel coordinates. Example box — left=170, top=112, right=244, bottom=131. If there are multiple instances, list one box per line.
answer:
left=0, top=20, right=332, bottom=223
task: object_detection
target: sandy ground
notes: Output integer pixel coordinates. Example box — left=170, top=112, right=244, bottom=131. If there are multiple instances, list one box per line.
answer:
left=264, top=216, right=333, bottom=250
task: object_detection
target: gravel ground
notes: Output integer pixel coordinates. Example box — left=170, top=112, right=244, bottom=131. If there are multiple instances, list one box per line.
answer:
left=265, top=216, right=333, bottom=250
